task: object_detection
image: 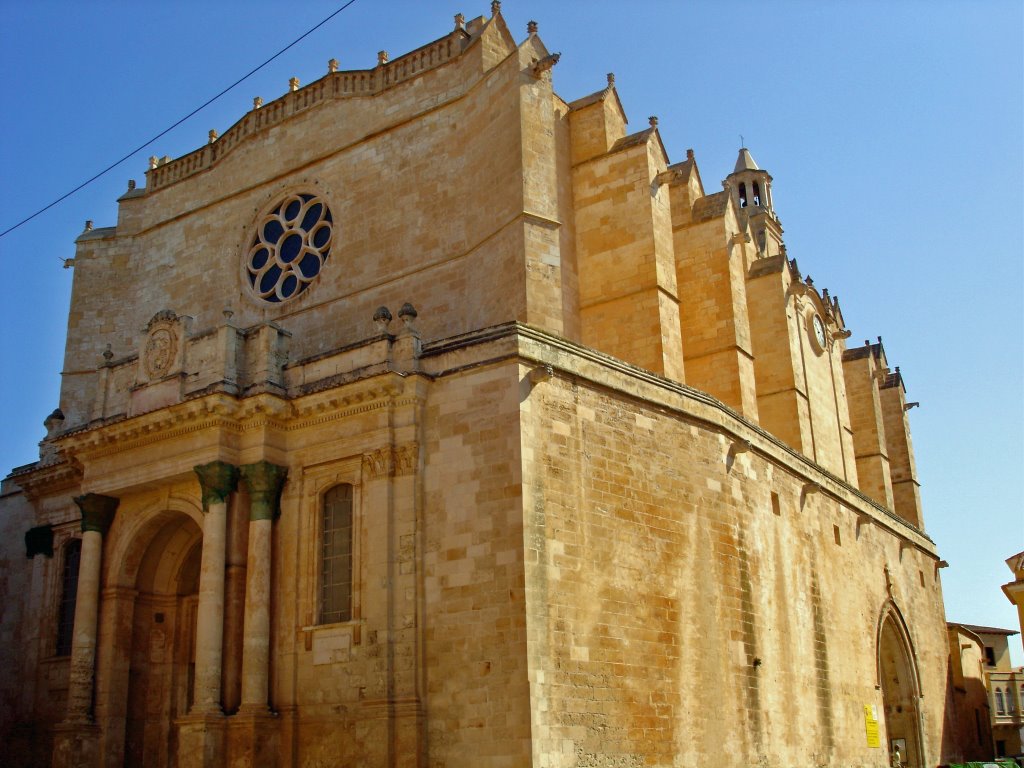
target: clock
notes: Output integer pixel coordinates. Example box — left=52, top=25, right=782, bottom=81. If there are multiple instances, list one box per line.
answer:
left=811, top=314, right=827, bottom=352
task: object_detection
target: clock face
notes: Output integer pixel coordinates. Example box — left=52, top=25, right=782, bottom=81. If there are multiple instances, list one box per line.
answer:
left=812, top=314, right=826, bottom=350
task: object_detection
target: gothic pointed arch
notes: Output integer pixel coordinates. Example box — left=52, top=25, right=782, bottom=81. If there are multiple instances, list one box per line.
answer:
left=875, top=598, right=926, bottom=766
left=874, top=599, right=922, bottom=695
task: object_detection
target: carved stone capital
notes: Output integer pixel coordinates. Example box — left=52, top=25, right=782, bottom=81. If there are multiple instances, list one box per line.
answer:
left=194, top=461, right=239, bottom=511
left=363, top=443, right=418, bottom=479
left=240, top=461, right=288, bottom=521
left=394, top=443, right=418, bottom=476
left=362, top=447, right=394, bottom=480
left=74, top=493, right=119, bottom=534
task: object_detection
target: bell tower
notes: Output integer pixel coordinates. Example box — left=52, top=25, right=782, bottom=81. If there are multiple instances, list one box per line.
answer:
left=726, top=147, right=784, bottom=257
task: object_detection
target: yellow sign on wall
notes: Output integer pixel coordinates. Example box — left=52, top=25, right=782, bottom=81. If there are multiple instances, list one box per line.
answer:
left=864, top=704, right=881, bottom=748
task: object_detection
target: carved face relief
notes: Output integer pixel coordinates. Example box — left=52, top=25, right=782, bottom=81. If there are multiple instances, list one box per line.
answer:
left=144, top=327, right=176, bottom=378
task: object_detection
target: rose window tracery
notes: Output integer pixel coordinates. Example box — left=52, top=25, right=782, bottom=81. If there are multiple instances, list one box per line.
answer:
left=245, top=193, right=332, bottom=303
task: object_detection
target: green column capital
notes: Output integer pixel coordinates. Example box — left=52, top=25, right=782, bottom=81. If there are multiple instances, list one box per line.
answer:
left=193, top=461, right=239, bottom=511
left=239, top=461, right=288, bottom=521
left=74, top=493, right=119, bottom=534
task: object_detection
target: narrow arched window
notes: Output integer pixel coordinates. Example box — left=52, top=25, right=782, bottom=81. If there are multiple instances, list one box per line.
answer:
left=1008, top=687, right=1017, bottom=712
left=996, top=688, right=1006, bottom=715
left=738, top=182, right=748, bottom=208
left=320, top=484, right=353, bottom=624
left=55, top=538, right=82, bottom=656
left=752, top=181, right=762, bottom=206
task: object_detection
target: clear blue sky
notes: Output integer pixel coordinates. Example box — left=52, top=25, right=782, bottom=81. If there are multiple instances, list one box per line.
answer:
left=1, top=1, right=1021, bottom=659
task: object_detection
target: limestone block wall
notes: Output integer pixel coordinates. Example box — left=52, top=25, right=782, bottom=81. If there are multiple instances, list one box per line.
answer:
left=843, top=346, right=895, bottom=509
left=518, top=332, right=949, bottom=767
left=746, top=260, right=811, bottom=451
left=0, top=478, right=85, bottom=767
left=417, top=357, right=531, bottom=767
left=880, top=378, right=923, bottom=528
left=571, top=132, right=684, bottom=381
left=672, top=197, right=759, bottom=419
left=58, top=18, right=564, bottom=435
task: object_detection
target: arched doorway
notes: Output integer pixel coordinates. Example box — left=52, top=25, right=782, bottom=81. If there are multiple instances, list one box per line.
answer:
left=122, top=512, right=202, bottom=768
left=878, top=608, right=923, bottom=768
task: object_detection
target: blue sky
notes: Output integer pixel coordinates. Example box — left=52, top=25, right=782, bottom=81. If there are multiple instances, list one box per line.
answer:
left=1, top=1, right=1021, bottom=658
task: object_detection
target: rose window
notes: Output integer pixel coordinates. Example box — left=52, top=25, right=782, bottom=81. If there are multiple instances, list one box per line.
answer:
left=246, top=193, right=332, bottom=303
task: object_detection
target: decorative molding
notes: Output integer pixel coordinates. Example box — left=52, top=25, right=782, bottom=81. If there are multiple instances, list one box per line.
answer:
left=14, top=460, right=83, bottom=502
left=145, top=31, right=469, bottom=194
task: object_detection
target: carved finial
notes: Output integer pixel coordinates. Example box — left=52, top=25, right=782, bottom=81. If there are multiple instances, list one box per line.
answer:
left=607, top=72, right=615, bottom=87
left=161, top=156, right=171, bottom=165
left=527, top=20, right=538, bottom=34
left=149, top=156, right=158, bottom=169
left=865, top=339, right=870, bottom=347
left=208, top=129, right=218, bottom=144
left=377, top=50, right=389, bottom=65
left=102, top=343, right=113, bottom=361
left=805, top=275, right=814, bottom=286
left=491, top=0, right=501, bottom=16
left=686, top=148, right=694, bottom=160
left=253, top=96, right=263, bottom=110
left=648, top=116, right=658, bottom=128
left=289, top=77, right=300, bottom=92
left=373, top=305, right=393, bottom=332
left=328, top=58, right=339, bottom=73
left=84, top=220, right=93, bottom=231
left=454, top=12, right=465, bottom=29
left=127, top=179, right=136, bottom=190
left=877, top=335, right=883, bottom=344
left=398, top=302, right=418, bottom=327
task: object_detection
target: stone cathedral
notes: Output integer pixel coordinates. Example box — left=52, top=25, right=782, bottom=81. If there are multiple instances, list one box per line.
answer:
left=0, top=6, right=957, bottom=767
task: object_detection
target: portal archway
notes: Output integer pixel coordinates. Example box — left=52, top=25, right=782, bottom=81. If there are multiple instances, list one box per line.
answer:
left=877, top=604, right=924, bottom=767
left=117, top=510, right=203, bottom=768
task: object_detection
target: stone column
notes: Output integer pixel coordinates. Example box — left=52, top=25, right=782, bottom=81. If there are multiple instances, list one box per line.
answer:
left=191, top=461, right=238, bottom=714
left=52, top=493, right=118, bottom=768
left=238, top=461, right=287, bottom=712
left=66, top=493, right=119, bottom=721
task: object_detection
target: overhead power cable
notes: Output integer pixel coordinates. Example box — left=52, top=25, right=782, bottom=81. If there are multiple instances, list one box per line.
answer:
left=0, top=0, right=360, bottom=241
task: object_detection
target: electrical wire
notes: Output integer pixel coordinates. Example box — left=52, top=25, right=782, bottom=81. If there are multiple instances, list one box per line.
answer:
left=0, top=0, right=360, bottom=241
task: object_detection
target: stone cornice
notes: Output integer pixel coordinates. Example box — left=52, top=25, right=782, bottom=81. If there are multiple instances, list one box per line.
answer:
left=52, top=374, right=423, bottom=468
left=424, top=321, right=936, bottom=554
left=13, top=460, right=83, bottom=502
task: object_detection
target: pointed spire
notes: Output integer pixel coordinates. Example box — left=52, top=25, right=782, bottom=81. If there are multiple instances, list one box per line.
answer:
left=734, top=147, right=760, bottom=173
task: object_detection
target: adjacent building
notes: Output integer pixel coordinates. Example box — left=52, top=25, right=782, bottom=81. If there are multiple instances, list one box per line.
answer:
left=0, top=6, right=954, bottom=767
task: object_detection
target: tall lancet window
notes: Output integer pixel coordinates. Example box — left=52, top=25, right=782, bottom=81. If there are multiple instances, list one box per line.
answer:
left=320, top=484, right=354, bottom=624
left=752, top=181, right=762, bottom=206
left=738, top=182, right=748, bottom=208
left=55, top=538, right=82, bottom=656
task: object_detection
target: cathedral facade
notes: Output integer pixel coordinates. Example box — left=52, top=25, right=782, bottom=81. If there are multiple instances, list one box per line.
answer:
left=0, top=7, right=955, bottom=767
